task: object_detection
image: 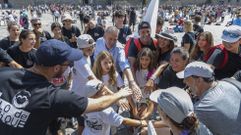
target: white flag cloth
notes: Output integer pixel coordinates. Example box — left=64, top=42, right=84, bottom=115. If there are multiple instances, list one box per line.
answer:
left=143, top=0, right=159, bottom=37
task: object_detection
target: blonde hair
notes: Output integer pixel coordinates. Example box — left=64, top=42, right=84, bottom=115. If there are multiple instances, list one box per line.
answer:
left=184, top=20, right=193, bottom=32
left=92, top=51, right=117, bottom=85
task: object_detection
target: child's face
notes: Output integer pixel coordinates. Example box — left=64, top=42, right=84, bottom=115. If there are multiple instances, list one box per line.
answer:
left=52, top=27, right=62, bottom=37
left=140, top=55, right=151, bottom=70
left=114, top=16, right=124, bottom=24
left=9, top=25, right=20, bottom=39
left=82, top=45, right=95, bottom=57
left=101, top=57, right=113, bottom=75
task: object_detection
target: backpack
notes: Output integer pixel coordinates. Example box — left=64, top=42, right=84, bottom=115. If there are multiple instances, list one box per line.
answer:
left=187, top=32, right=196, bottom=46
left=203, top=44, right=228, bottom=69
left=193, top=24, right=204, bottom=39
left=222, top=78, right=241, bottom=92
left=124, top=38, right=158, bottom=57
left=19, top=17, right=24, bottom=26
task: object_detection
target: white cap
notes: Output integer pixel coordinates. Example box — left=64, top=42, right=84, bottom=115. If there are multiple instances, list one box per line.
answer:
left=176, top=61, right=214, bottom=79
left=221, top=25, right=241, bottom=43
left=77, top=34, right=95, bottom=49
left=82, top=79, right=102, bottom=97
left=61, top=13, right=73, bottom=22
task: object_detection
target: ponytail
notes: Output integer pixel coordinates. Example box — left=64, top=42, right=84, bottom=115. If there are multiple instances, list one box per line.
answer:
left=169, top=113, right=199, bottom=135
left=181, top=113, right=199, bottom=134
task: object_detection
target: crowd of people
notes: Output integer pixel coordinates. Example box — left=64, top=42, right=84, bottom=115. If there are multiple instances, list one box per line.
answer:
left=0, top=2, right=241, bottom=135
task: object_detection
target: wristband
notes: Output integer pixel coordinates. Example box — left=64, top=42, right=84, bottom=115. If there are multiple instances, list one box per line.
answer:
left=96, top=83, right=104, bottom=91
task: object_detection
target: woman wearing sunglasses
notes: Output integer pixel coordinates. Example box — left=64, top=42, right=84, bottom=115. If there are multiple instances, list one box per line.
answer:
left=149, top=87, right=213, bottom=135
left=31, top=17, right=51, bottom=48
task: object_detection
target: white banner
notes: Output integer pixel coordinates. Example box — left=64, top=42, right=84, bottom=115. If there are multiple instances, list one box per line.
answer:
left=143, top=0, right=159, bottom=37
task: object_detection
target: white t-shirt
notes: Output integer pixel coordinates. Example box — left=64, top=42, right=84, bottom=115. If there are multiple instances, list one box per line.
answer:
left=54, top=10, right=60, bottom=17
left=71, top=56, right=94, bottom=96
left=82, top=107, right=124, bottom=135
left=135, top=69, right=149, bottom=89
left=135, top=69, right=151, bottom=103
left=8, top=14, right=15, bottom=22
left=102, top=71, right=124, bottom=93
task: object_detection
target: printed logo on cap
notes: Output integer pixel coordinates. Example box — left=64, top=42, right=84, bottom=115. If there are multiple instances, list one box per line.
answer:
left=142, top=23, right=148, bottom=27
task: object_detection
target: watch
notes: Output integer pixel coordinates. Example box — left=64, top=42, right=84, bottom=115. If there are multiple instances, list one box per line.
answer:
left=96, top=82, right=104, bottom=91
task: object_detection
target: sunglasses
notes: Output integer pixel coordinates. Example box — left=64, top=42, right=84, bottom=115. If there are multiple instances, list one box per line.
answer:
left=223, top=30, right=240, bottom=38
left=33, top=23, right=41, bottom=26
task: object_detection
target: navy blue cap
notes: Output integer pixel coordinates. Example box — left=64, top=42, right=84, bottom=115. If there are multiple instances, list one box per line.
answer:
left=36, top=39, right=83, bottom=66
left=138, top=21, right=151, bottom=31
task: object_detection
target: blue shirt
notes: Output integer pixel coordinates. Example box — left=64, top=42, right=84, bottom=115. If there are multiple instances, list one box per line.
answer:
left=94, top=37, right=130, bottom=73
left=232, top=18, right=241, bottom=26
left=194, top=81, right=241, bottom=135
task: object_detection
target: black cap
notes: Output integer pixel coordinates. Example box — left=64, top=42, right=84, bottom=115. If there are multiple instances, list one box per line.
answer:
left=138, top=21, right=151, bottom=31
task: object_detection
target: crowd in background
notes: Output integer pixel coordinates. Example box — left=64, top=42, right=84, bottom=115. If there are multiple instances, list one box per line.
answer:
left=0, top=2, right=241, bottom=135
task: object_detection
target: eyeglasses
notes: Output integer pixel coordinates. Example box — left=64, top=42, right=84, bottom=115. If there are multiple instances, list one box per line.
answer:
left=223, top=30, right=240, bottom=38
left=33, top=23, right=41, bottom=27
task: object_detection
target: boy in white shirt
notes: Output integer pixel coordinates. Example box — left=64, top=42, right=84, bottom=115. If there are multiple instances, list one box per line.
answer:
left=71, top=34, right=96, bottom=95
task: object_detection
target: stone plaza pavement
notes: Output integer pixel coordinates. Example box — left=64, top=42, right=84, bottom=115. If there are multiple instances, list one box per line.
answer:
left=0, top=10, right=233, bottom=46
